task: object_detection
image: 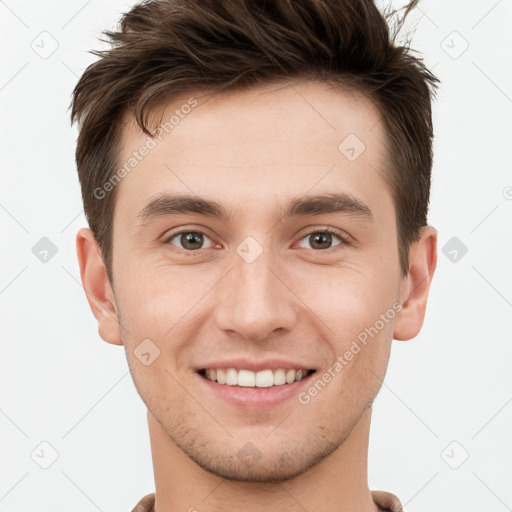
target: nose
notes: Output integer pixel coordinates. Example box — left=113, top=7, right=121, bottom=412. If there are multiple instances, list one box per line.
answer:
left=213, top=247, right=299, bottom=342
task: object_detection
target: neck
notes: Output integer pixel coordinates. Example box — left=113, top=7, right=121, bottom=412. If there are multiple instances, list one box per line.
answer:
left=148, top=407, right=380, bottom=512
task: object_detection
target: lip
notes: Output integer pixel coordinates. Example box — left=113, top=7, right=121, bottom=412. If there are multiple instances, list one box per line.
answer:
left=195, top=369, right=316, bottom=410
left=194, top=357, right=315, bottom=372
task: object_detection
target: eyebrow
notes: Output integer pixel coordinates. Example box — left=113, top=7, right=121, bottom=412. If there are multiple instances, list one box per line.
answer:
left=136, top=191, right=373, bottom=226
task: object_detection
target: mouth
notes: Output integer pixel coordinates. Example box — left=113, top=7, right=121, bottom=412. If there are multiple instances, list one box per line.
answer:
left=197, top=367, right=317, bottom=388
left=194, top=360, right=319, bottom=409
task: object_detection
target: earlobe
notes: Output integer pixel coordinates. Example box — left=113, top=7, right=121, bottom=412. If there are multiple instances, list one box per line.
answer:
left=76, top=228, right=123, bottom=346
left=393, top=226, right=437, bottom=341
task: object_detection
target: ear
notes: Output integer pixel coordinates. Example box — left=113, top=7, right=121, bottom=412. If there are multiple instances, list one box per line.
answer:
left=76, top=228, right=122, bottom=346
left=394, top=225, right=437, bottom=341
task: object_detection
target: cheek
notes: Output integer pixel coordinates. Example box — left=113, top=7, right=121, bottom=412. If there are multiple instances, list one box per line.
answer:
left=305, top=267, right=397, bottom=393
left=116, top=264, right=197, bottom=330
left=303, top=264, right=398, bottom=335
left=114, top=265, right=213, bottom=376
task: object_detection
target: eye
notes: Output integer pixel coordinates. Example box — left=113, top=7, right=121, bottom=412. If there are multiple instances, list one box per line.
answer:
left=164, top=227, right=350, bottom=254
left=165, top=230, right=215, bottom=252
left=297, top=228, right=349, bottom=251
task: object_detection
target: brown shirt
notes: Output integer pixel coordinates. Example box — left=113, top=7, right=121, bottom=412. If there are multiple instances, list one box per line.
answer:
left=132, top=490, right=403, bottom=512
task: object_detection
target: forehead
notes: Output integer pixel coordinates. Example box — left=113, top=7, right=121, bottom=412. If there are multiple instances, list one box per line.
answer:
left=114, top=79, right=391, bottom=225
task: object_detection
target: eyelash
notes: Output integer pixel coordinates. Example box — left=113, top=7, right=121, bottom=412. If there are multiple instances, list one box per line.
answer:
left=163, top=227, right=351, bottom=255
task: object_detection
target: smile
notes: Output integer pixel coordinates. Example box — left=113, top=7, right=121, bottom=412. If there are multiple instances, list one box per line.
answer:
left=198, top=368, right=316, bottom=388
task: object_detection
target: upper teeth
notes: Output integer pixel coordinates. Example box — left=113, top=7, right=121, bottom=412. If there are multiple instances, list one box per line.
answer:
left=204, top=368, right=309, bottom=387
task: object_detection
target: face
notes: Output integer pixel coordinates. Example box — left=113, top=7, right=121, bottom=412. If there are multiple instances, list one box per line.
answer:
left=95, top=80, right=413, bottom=481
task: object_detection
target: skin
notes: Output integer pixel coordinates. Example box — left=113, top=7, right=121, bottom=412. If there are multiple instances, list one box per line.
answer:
left=77, top=79, right=437, bottom=511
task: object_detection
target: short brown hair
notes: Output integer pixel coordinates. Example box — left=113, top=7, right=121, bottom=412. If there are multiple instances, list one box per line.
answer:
left=71, top=0, right=440, bottom=281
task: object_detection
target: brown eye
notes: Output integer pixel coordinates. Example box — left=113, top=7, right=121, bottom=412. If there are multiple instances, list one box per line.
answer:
left=297, top=229, right=346, bottom=251
left=167, top=231, right=213, bottom=251
left=310, top=232, right=333, bottom=250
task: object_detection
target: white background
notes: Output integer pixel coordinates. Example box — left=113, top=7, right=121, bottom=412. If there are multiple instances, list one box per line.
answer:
left=1, top=1, right=511, bottom=510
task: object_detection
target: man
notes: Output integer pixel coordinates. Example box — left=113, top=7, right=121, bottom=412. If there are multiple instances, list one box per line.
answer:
left=71, top=0, right=439, bottom=510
